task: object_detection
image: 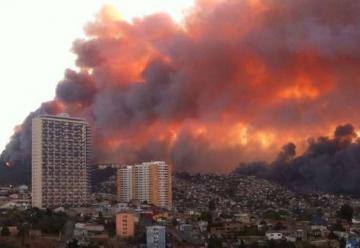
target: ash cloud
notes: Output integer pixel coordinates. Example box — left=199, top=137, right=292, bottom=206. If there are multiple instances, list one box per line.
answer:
left=2, top=0, right=360, bottom=186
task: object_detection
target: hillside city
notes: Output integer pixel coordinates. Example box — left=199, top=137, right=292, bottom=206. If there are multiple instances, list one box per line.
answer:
left=1, top=171, right=360, bottom=248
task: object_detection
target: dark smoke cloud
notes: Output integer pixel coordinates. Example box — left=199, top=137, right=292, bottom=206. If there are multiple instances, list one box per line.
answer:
left=2, top=0, right=360, bottom=185
left=56, top=69, right=97, bottom=105
left=0, top=101, right=62, bottom=184
left=234, top=124, right=360, bottom=195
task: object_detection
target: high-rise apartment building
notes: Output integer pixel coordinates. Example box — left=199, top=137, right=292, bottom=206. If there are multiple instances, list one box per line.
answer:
left=117, top=166, right=133, bottom=203
left=116, top=161, right=172, bottom=209
left=32, top=115, right=91, bottom=208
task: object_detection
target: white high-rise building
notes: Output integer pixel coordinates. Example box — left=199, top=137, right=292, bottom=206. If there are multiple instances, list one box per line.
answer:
left=117, top=166, right=133, bottom=202
left=32, top=115, right=91, bottom=208
left=116, top=161, right=172, bottom=209
left=134, top=163, right=151, bottom=203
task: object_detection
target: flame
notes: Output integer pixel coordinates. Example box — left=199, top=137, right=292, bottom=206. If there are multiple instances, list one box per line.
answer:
left=277, top=77, right=319, bottom=101
left=231, top=124, right=249, bottom=146
left=356, top=129, right=360, bottom=138
left=257, top=132, right=275, bottom=148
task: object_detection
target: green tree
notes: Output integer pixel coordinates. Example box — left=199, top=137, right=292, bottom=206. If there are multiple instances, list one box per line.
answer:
left=1, top=226, right=11, bottom=236
left=337, top=204, right=353, bottom=223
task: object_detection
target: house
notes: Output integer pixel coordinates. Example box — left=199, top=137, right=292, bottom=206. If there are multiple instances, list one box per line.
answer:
left=265, top=231, right=283, bottom=240
left=310, top=216, right=328, bottom=230
left=198, top=221, right=208, bottom=233
left=234, top=213, right=251, bottom=224
left=334, top=231, right=349, bottom=239
left=54, top=207, right=65, bottom=213
left=0, top=226, right=19, bottom=236
left=74, top=222, right=107, bottom=246
left=74, top=223, right=105, bottom=242
left=310, top=216, right=328, bottom=237
left=257, top=220, right=268, bottom=232
left=352, top=217, right=360, bottom=225
left=29, top=229, right=42, bottom=237
left=113, top=203, right=129, bottom=213
left=210, top=222, right=245, bottom=239
left=74, top=223, right=89, bottom=239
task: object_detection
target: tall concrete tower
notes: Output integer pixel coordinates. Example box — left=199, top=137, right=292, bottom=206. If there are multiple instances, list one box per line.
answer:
left=32, top=115, right=91, bottom=208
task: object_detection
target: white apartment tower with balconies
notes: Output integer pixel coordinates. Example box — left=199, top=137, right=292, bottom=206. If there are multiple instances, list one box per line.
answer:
left=32, top=115, right=91, bottom=208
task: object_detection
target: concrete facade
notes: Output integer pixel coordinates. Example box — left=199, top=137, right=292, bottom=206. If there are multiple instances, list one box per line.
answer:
left=32, top=115, right=91, bottom=208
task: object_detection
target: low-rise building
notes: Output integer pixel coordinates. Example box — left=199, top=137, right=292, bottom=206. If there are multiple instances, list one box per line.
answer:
left=116, top=212, right=136, bottom=237
left=147, top=225, right=166, bottom=248
left=265, top=231, right=284, bottom=240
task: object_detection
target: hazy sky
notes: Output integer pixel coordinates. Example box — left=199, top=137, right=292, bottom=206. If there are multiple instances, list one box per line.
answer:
left=0, top=0, right=194, bottom=151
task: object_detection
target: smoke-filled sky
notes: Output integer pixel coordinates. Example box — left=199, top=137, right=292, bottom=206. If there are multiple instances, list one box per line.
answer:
left=2, top=0, right=360, bottom=174
left=0, top=0, right=194, bottom=152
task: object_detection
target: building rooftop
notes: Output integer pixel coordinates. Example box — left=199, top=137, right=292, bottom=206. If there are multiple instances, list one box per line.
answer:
left=37, top=114, right=87, bottom=122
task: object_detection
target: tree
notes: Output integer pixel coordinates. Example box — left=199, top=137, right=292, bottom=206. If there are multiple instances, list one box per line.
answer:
left=172, top=217, right=178, bottom=227
left=315, top=208, right=324, bottom=217
left=209, top=199, right=216, bottom=211
left=328, top=231, right=337, bottom=239
left=332, top=221, right=346, bottom=232
left=337, top=204, right=353, bottom=223
left=0, top=243, right=16, bottom=248
left=1, top=226, right=10, bottom=236
left=199, top=211, right=212, bottom=231
left=86, top=243, right=100, bottom=248
left=339, top=237, right=346, bottom=248
left=98, top=212, right=105, bottom=224
left=18, top=223, right=29, bottom=246
left=208, top=235, right=222, bottom=248
left=67, top=239, right=79, bottom=248
left=240, top=239, right=245, bottom=248
left=274, top=222, right=285, bottom=230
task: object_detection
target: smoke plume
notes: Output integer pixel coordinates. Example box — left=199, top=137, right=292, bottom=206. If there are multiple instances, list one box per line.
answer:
left=234, top=124, right=360, bottom=195
left=2, top=0, right=360, bottom=184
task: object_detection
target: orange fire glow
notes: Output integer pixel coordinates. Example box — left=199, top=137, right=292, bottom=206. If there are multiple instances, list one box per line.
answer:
left=46, top=0, right=360, bottom=173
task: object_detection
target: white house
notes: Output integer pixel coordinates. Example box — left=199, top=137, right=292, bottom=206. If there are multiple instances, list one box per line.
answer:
left=266, top=231, right=284, bottom=240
